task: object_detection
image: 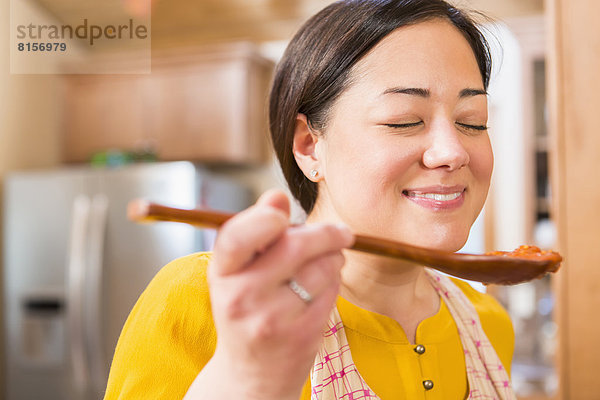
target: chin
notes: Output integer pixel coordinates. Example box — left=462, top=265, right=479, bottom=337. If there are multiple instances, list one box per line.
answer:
left=444, top=238, right=468, bottom=253
left=409, top=228, right=469, bottom=252
left=423, top=239, right=466, bottom=252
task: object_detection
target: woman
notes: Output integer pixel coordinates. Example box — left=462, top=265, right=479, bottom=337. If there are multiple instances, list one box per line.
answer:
left=104, top=1, right=515, bottom=399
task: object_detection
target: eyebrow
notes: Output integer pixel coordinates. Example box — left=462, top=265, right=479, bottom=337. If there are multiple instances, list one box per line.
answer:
left=381, top=87, right=488, bottom=98
left=382, top=87, right=430, bottom=97
left=459, top=88, right=488, bottom=98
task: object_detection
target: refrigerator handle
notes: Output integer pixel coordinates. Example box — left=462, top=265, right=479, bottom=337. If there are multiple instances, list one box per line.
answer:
left=66, top=195, right=91, bottom=392
left=85, top=194, right=109, bottom=394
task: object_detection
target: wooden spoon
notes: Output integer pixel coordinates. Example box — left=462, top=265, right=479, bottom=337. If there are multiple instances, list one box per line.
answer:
left=127, top=199, right=562, bottom=285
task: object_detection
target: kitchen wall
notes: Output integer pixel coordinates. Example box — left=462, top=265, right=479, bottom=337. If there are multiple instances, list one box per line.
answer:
left=0, top=0, right=64, bottom=171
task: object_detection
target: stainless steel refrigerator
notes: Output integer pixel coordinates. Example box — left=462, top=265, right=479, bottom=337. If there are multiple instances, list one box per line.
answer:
left=3, top=161, right=250, bottom=400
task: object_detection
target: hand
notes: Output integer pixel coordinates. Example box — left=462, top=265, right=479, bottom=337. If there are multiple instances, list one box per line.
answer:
left=184, top=189, right=354, bottom=400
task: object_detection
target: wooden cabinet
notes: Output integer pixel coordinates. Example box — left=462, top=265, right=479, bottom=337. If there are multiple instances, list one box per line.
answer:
left=547, top=0, right=600, bottom=398
left=63, top=43, right=274, bottom=164
left=64, top=75, right=148, bottom=159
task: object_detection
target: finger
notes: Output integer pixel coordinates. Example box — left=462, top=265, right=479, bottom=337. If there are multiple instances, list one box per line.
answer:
left=253, top=251, right=344, bottom=333
left=292, top=269, right=342, bottom=339
left=212, top=191, right=291, bottom=276
left=256, top=188, right=290, bottom=216
left=246, top=222, right=353, bottom=285
left=285, top=251, right=345, bottom=307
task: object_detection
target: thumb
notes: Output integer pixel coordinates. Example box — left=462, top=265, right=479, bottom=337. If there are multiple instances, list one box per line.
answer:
left=211, top=189, right=291, bottom=277
left=255, top=189, right=291, bottom=218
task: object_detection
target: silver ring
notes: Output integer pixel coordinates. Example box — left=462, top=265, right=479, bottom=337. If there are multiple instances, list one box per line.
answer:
left=288, top=279, right=313, bottom=303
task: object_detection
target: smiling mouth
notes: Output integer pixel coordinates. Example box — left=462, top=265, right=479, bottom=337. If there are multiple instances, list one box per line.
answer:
left=401, top=187, right=466, bottom=210
left=403, top=191, right=463, bottom=201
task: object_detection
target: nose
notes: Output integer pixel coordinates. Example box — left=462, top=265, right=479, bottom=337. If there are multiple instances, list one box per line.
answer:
left=422, top=123, right=470, bottom=171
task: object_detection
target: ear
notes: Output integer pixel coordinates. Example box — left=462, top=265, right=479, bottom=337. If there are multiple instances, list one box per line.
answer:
left=292, top=114, right=322, bottom=182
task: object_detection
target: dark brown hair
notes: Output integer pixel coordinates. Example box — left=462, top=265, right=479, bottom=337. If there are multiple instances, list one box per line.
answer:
left=269, top=0, right=492, bottom=214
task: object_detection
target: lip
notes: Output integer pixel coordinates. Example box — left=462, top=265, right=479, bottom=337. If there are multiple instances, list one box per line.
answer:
left=402, top=185, right=466, bottom=211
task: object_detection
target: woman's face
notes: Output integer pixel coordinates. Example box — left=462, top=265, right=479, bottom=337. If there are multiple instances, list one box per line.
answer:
left=311, top=19, right=493, bottom=251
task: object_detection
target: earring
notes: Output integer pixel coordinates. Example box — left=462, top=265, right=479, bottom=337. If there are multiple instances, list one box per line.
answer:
left=310, top=169, right=318, bottom=178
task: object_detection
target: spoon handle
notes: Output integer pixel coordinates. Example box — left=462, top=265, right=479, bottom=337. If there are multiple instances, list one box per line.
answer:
left=127, top=199, right=439, bottom=260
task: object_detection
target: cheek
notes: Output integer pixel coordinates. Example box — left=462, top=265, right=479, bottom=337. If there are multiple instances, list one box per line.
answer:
left=329, top=139, right=418, bottom=188
left=322, top=137, right=418, bottom=216
left=470, top=140, right=493, bottom=186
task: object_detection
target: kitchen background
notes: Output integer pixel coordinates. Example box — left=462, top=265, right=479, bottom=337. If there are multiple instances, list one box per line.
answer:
left=1, top=0, right=598, bottom=399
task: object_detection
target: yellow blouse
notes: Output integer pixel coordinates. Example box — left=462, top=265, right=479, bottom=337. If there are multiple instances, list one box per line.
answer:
left=104, top=252, right=514, bottom=400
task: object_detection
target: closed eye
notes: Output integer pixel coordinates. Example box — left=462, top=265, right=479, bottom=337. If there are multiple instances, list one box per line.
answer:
left=456, top=122, right=488, bottom=131
left=383, top=121, right=423, bottom=129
